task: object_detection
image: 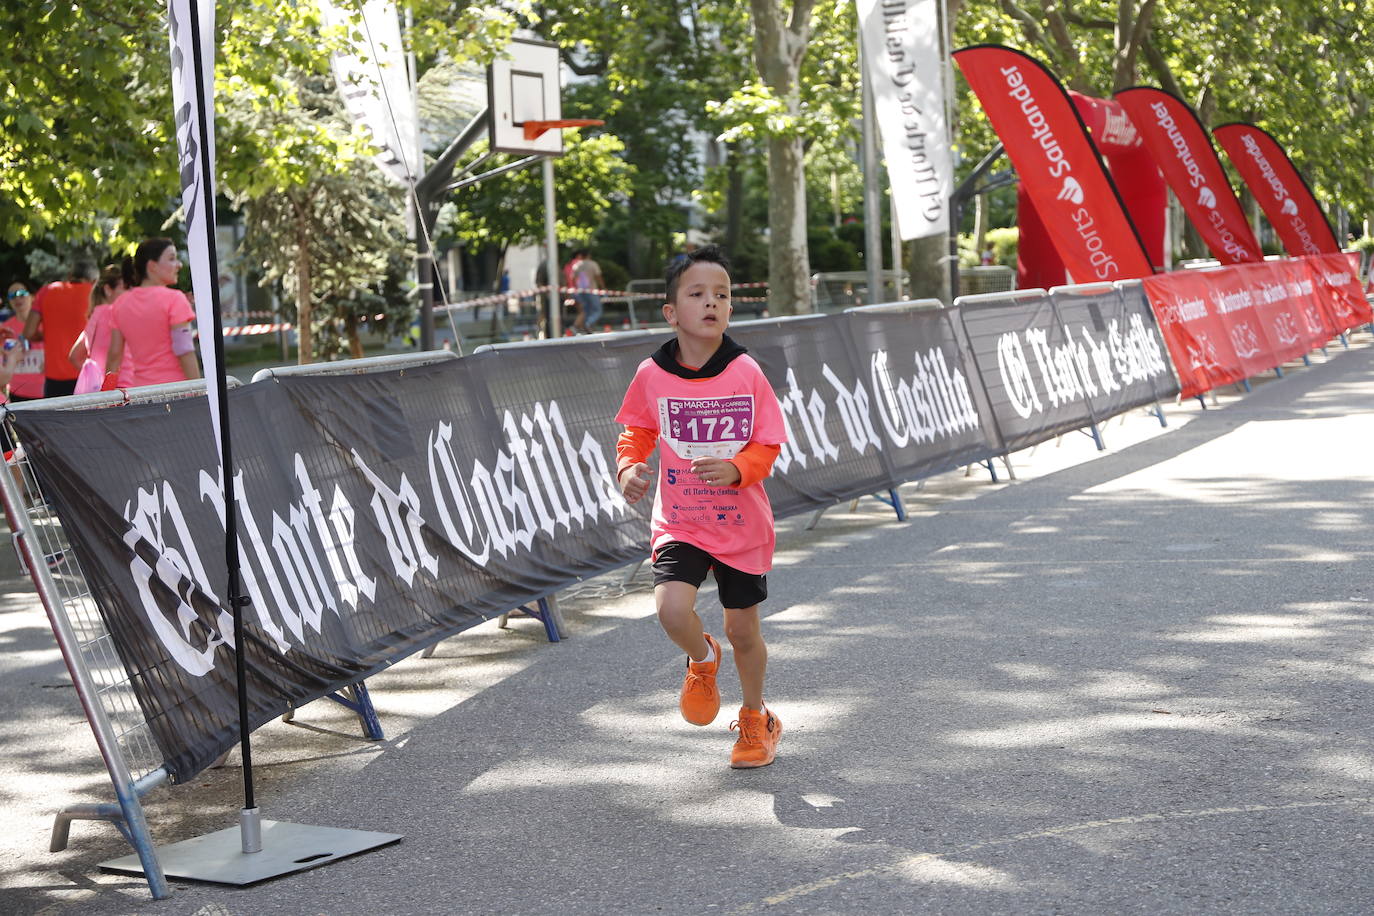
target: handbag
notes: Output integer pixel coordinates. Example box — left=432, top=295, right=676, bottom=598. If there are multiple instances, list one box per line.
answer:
left=73, top=358, right=104, bottom=395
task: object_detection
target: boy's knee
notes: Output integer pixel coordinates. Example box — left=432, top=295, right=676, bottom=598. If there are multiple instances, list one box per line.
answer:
left=655, top=583, right=698, bottom=625
left=723, top=612, right=762, bottom=650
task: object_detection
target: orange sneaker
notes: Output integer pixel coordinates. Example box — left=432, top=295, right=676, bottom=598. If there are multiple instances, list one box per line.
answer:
left=679, top=633, right=722, bottom=725
left=729, top=705, right=782, bottom=768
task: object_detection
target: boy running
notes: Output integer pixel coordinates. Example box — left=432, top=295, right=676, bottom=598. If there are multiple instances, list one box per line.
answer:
left=614, top=245, right=787, bottom=768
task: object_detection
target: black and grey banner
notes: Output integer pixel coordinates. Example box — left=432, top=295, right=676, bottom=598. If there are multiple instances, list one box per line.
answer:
left=960, top=285, right=1177, bottom=453
left=9, top=295, right=1170, bottom=783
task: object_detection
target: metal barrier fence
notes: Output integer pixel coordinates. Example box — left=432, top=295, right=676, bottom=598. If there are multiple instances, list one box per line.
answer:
left=625, top=279, right=665, bottom=330
left=958, top=265, right=1016, bottom=295
left=3, top=354, right=477, bottom=900
left=252, top=351, right=569, bottom=647
left=8, top=284, right=1182, bottom=897
left=0, top=380, right=253, bottom=899
left=812, top=270, right=909, bottom=312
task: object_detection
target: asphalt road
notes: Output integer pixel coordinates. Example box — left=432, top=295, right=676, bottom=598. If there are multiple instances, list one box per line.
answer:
left=3, top=338, right=1374, bottom=915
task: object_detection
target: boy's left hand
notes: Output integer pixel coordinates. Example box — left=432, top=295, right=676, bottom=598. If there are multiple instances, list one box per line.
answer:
left=691, top=457, right=740, bottom=487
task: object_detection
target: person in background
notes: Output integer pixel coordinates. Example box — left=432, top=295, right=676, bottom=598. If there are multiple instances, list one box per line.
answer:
left=980, top=244, right=995, bottom=266
left=3, top=281, right=44, bottom=401
left=69, top=265, right=133, bottom=394
left=572, top=248, right=604, bottom=333
left=560, top=250, right=584, bottom=333
left=0, top=328, right=27, bottom=403
left=106, top=239, right=200, bottom=388
left=561, top=250, right=582, bottom=290
left=24, top=259, right=96, bottom=397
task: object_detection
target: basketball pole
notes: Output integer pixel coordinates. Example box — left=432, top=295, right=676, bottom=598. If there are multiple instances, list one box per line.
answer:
left=543, top=157, right=561, bottom=338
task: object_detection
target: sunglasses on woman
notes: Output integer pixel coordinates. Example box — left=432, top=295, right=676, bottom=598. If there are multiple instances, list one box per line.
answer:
left=6, top=289, right=31, bottom=300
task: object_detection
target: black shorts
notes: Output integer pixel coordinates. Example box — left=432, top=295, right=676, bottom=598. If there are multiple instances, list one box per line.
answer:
left=43, top=378, right=77, bottom=399
left=652, top=541, right=767, bottom=609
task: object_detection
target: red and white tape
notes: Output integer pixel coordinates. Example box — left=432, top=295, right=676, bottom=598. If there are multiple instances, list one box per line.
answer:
left=222, top=323, right=291, bottom=336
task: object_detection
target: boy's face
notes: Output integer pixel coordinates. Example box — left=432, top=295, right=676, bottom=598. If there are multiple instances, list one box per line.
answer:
left=664, top=261, right=732, bottom=343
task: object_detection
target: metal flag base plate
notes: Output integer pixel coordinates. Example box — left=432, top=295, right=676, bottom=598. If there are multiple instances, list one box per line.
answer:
left=99, top=820, right=402, bottom=886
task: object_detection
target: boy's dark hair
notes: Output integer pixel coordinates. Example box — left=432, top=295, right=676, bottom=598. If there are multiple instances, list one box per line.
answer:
left=665, top=244, right=731, bottom=302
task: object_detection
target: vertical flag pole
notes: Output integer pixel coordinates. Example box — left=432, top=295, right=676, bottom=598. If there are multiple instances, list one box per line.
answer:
left=182, top=0, right=260, bottom=852
left=118, top=1, right=400, bottom=885
left=858, top=27, right=883, bottom=305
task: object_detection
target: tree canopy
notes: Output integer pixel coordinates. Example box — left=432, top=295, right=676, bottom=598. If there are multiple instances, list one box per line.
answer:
left=3, top=0, right=1373, bottom=337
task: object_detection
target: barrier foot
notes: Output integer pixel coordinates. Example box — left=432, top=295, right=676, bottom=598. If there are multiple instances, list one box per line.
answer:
left=545, top=594, right=569, bottom=639
left=805, top=506, right=828, bottom=530
left=870, top=488, right=907, bottom=522
left=622, top=559, right=645, bottom=587
left=1340, top=333, right=1350, bottom=349
left=1302, top=354, right=1312, bottom=367
left=420, top=641, right=439, bottom=659
left=55, top=770, right=170, bottom=898
left=1240, top=378, right=1253, bottom=393
left=983, top=458, right=999, bottom=483
left=498, top=597, right=562, bottom=642
left=1153, top=403, right=1168, bottom=428
left=52, top=803, right=124, bottom=852
left=1076, top=426, right=1105, bottom=450
left=1274, top=365, right=1284, bottom=378
left=1001, top=456, right=1017, bottom=480
left=326, top=681, right=384, bottom=740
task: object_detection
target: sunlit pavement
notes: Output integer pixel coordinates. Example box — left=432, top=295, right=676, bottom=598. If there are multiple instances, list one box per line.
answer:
left=3, top=338, right=1374, bottom=914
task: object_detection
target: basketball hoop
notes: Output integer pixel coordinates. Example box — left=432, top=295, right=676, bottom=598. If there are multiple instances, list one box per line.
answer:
left=522, top=119, right=605, bottom=141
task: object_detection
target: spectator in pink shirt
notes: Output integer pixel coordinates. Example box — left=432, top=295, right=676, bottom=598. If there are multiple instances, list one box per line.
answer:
left=106, top=239, right=200, bottom=388
left=69, top=264, right=135, bottom=394
left=3, top=281, right=44, bottom=401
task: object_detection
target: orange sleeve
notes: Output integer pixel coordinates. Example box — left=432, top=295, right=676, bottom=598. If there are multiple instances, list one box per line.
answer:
left=729, top=441, right=781, bottom=490
left=615, top=426, right=658, bottom=483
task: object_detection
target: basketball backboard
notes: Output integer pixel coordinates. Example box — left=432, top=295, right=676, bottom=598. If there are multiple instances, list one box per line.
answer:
left=488, top=37, right=563, bottom=156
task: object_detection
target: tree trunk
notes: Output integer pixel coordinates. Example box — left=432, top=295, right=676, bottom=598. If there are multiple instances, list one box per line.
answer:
left=765, top=134, right=811, bottom=313
left=295, top=222, right=313, bottom=364
left=974, top=193, right=988, bottom=251
left=750, top=0, right=816, bottom=315
left=626, top=196, right=648, bottom=279
left=345, top=314, right=364, bottom=359
left=1242, top=187, right=1264, bottom=250
left=725, top=144, right=745, bottom=256
left=908, top=234, right=951, bottom=302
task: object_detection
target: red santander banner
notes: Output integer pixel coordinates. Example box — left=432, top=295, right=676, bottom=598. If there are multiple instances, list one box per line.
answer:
left=1213, top=123, right=1340, bottom=257
left=1115, top=87, right=1261, bottom=264
left=1304, top=252, right=1373, bottom=331
left=954, top=45, right=1154, bottom=283
left=1140, top=270, right=1245, bottom=398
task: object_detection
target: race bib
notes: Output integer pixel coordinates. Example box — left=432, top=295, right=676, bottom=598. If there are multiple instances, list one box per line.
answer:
left=16, top=349, right=43, bottom=374
left=658, top=395, right=753, bottom=459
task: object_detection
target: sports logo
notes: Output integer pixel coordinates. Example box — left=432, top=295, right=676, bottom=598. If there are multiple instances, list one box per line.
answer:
left=1281, top=198, right=1299, bottom=216
left=1057, top=177, right=1084, bottom=205
left=1198, top=187, right=1217, bottom=208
